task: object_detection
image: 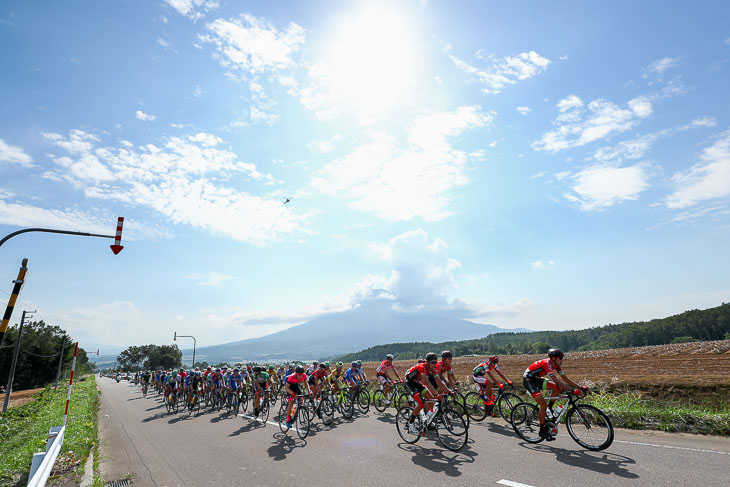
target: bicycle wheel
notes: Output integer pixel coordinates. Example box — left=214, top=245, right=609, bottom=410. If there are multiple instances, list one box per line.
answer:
left=395, top=406, right=422, bottom=444
left=341, top=393, right=355, bottom=419
left=195, top=394, right=202, bottom=416
left=278, top=401, right=290, bottom=433
left=233, top=393, right=240, bottom=415
left=497, top=392, right=522, bottom=422
left=356, top=390, right=370, bottom=413
left=165, top=395, right=172, bottom=413
left=172, top=395, right=179, bottom=414
left=464, top=392, right=488, bottom=422
left=372, top=389, right=387, bottom=412
left=259, top=397, right=271, bottom=423
left=395, top=391, right=409, bottom=410
left=320, top=397, right=335, bottom=426
left=566, top=404, right=614, bottom=451
left=510, top=402, right=543, bottom=443
left=446, top=396, right=469, bottom=427
left=296, top=404, right=311, bottom=440
left=436, top=407, right=468, bottom=451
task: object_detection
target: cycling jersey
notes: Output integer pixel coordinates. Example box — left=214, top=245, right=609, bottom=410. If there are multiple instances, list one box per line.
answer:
left=310, top=368, right=328, bottom=381
left=405, top=363, right=430, bottom=382
left=376, top=360, right=395, bottom=376
left=523, top=359, right=563, bottom=379
left=252, top=372, right=270, bottom=383
left=191, top=376, right=202, bottom=390
left=473, top=361, right=498, bottom=376
left=329, top=369, right=344, bottom=383
left=344, top=367, right=360, bottom=382
left=435, top=360, right=452, bottom=375
left=228, top=373, right=242, bottom=389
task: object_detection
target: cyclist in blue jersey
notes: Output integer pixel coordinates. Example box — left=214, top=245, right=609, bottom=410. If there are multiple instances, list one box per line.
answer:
left=345, top=362, right=362, bottom=388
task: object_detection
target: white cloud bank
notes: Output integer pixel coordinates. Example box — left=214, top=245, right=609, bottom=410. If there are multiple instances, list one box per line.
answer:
left=0, top=139, right=33, bottom=167
left=135, top=110, right=156, bottom=121
left=164, top=0, right=219, bottom=21
left=311, top=106, right=494, bottom=221
left=450, top=51, right=550, bottom=94
left=532, top=94, right=653, bottom=152
left=563, top=164, right=651, bottom=211
left=41, top=130, right=310, bottom=245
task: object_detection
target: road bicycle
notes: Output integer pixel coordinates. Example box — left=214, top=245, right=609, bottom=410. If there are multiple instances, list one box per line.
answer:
left=251, top=388, right=272, bottom=423
left=187, top=389, right=202, bottom=416
left=278, top=394, right=311, bottom=440
left=373, top=380, right=411, bottom=412
left=395, top=394, right=469, bottom=451
left=464, top=383, right=522, bottom=422
left=141, top=382, right=149, bottom=398
left=350, top=382, right=370, bottom=414
left=329, top=385, right=355, bottom=419
left=226, top=387, right=241, bottom=415
left=165, top=389, right=179, bottom=414
left=510, top=390, right=614, bottom=451
left=305, top=394, right=335, bottom=426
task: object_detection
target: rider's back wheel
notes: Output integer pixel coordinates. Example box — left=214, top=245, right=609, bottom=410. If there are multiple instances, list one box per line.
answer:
left=566, top=404, right=614, bottom=451
left=395, top=406, right=422, bottom=444
left=278, top=401, right=290, bottom=433
left=436, top=407, right=468, bottom=451
left=356, top=390, right=370, bottom=413
left=372, top=389, right=387, bottom=412
left=497, top=392, right=522, bottom=422
left=510, top=402, right=544, bottom=444
left=464, top=392, right=488, bottom=422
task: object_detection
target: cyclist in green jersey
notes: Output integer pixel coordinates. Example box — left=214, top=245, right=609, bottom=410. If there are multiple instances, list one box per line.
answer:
left=252, top=366, right=274, bottom=417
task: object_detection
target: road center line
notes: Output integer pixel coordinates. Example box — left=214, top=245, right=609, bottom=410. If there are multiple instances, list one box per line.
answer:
left=615, top=440, right=729, bottom=455
left=497, top=480, right=537, bottom=487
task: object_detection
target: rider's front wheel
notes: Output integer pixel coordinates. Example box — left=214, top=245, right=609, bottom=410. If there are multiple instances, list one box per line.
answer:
left=464, top=392, right=488, bottom=422
left=566, top=404, right=614, bottom=451
left=395, top=406, right=422, bottom=444
left=497, top=392, right=522, bottom=422
left=320, top=397, right=335, bottom=426
left=341, top=394, right=354, bottom=419
left=372, top=389, right=387, bottom=412
left=510, top=402, right=543, bottom=444
left=436, top=408, right=468, bottom=451
left=233, top=394, right=240, bottom=415
left=356, top=390, right=370, bottom=413
left=259, top=398, right=271, bottom=423
left=278, top=401, right=290, bottom=433
left=296, top=406, right=311, bottom=440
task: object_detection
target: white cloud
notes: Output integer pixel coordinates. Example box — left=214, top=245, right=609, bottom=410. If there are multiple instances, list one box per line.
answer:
left=530, top=171, right=547, bottom=179
left=157, top=37, right=171, bottom=50
left=0, top=139, right=33, bottom=167
left=532, top=95, right=653, bottom=152
left=531, top=260, right=554, bottom=270
left=666, top=130, right=730, bottom=209
left=642, top=56, right=681, bottom=79
left=311, top=106, right=494, bottom=221
left=164, top=0, right=219, bottom=21
left=135, top=110, right=156, bottom=121
left=450, top=50, right=550, bottom=94
left=192, top=85, right=203, bottom=98
left=563, top=164, right=651, bottom=211
left=307, top=134, right=341, bottom=154
left=516, top=106, right=530, bottom=115
left=185, top=271, right=236, bottom=287
left=42, top=129, right=310, bottom=245
left=202, top=14, right=305, bottom=76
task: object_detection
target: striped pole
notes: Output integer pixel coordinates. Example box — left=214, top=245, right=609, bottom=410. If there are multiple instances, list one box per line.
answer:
left=0, top=258, right=29, bottom=348
left=63, top=342, right=78, bottom=428
left=110, top=217, right=124, bottom=255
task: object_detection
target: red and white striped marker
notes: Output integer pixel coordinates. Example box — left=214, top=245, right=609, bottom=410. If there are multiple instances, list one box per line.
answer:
left=110, top=217, right=124, bottom=255
left=63, top=342, right=78, bottom=427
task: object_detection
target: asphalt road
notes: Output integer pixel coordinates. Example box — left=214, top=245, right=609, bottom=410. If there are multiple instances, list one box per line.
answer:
left=97, top=378, right=729, bottom=487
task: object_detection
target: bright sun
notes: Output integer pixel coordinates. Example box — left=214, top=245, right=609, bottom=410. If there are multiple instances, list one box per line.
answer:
left=324, top=5, right=420, bottom=123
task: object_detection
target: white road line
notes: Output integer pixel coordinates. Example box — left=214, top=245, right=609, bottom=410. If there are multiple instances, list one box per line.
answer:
left=615, top=440, right=729, bottom=455
left=497, top=480, right=537, bottom=487
left=239, top=413, right=300, bottom=435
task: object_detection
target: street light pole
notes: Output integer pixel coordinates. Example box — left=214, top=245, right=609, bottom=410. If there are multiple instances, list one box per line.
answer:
left=2, top=309, right=33, bottom=412
left=173, top=332, right=196, bottom=368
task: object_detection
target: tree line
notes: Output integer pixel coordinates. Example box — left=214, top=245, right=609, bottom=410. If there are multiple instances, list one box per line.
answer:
left=0, top=321, right=91, bottom=390
left=335, top=302, right=730, bottom=362
left=114, top=344, right=183, bottom=371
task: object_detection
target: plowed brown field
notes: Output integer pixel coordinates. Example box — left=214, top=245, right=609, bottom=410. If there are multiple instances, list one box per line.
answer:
left=4, top=387, right=45, bottom=409
left=361, top=339, right=730, bottom=387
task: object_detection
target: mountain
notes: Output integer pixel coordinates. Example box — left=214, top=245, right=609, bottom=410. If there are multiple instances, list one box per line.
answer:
left=187, top=300, right=530, bottom=363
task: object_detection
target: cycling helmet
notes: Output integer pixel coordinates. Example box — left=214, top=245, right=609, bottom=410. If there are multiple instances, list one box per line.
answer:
left=295, top=366, right=305, bottom=374
left=319, top=363, right=327, bottom=369
left=335, top=361, right=343, bottom=367
left=233, top=368, right=240, bottom=373
left=548, top=348, right=564, bottom=359
left=441, top=350, right=453, bottom=359
left=425, top=352, right=438, bottom=363
left=351, top=362, right=358, bottom=367
left=417, top=358, right=427, bottom=364
left=268, top=365, right=275, bottom=370
left=489, top=355, right=499, bottom=364
left=195, top=371, right=201, bottom=377
left=206, top=366, right=212, bottom=370
left=324, top=361, right=330, bottom=367
left=386, top=354, right=394, bottom=360
left=356, top=360, right=362, bottom=366
left=313, top=360, right=319, bottom=365
left=289, top=363, right=295, bottom=368
left=253, top=366, right=263, bottom=373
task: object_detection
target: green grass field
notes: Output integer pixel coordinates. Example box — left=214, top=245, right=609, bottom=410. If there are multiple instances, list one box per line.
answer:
left=0, top=376, right=99, bottom=486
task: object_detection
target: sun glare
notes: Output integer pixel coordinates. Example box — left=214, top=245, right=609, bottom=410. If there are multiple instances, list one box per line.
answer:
left=325, top=5, right=420, bottom=123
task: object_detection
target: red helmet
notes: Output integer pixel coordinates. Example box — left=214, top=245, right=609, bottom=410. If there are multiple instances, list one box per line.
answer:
left=489, top=355, right=499, bottom=364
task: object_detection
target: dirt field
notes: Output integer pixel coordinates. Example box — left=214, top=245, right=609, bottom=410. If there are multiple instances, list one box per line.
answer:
left=3, top=387, right=46, bottom=409
left=361, top=340, right=730, bottom=393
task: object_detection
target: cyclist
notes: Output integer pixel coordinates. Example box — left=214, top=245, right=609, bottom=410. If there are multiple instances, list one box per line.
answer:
left=165, top=370, right=178, bottom=401
left=285, top=365, right=312, bottom=428
left=252, top=366, right=273, bottom=417
left=306, top=360, right=319, bottom=375
left=227, top=367, right=243, bottom=407
left=142, top=370, right=151, bottom=397
left=376, top=354, right=403, bottom=404
left=308, top=363, right=329, bottom=399
left=523, top=349, right=588, bottom=440
left=276, top=365, right=286, bottom=383
left=356, top=360, right=368, bottom=382
left=344, top=361, right=362, bottom=390
left=284, top=363, right=296, bottom=380
left=435, top=351, right=460, bottom=392
left=188, top=370, right=203, bottom=406
left=328, top=362, right=345, bottom=394
left=404, top=352, right=441, bottom=434
left=473, top=355, right=513, bottom=407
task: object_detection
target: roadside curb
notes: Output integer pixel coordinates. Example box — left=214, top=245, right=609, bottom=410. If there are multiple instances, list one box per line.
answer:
left=79, top=449, right=94, bottom=487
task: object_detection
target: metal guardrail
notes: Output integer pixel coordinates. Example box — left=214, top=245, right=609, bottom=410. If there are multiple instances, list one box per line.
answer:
left=27, top=425, right=65, bottom=487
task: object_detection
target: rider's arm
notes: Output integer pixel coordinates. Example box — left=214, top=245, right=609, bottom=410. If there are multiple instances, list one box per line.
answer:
left=548, top=371, right=572, bottom=391
left=560, top=373, right=583, bottom=390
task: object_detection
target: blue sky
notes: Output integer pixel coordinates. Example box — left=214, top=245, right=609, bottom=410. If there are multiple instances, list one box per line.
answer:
left=1, top=1, right=729, bottom=353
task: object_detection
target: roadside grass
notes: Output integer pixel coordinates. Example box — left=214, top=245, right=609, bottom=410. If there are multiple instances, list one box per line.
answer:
left=0, top=376, right=99, bottom=486
left=584, top=390, right=730, bottom=436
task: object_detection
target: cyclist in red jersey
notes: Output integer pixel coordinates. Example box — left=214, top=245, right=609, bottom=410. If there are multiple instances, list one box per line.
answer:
left=308, top=363, right=329, bottom=398
left=404, top=352, right=441, bottom=433
left=375, top=354, right=403, bottom=404
left=285, top=366, right=312, bottom=428
left=523, top=349, right=588, bottom=440
left=434, top=350, right=459, bottom=392
left=472, top=355, right=513, bottom=406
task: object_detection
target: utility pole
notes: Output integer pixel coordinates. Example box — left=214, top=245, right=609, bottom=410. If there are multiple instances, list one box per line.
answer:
left=174, top=332, right=196, bottom=368
left=0, top=258, right=29, bottom=348
left=2, top=309, right=34, bottom=412
left=54, top=337, right=67, bottom=391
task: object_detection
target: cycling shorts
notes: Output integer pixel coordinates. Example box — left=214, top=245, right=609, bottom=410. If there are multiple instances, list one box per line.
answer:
left=307, top=375, right=317, bottom=386
left=255, top=382, right=270, bottom=390
left=523, top=376, right=560, bottom=398
left=406, top=379, right=425, bottom=395
left=472, top=375, right=489, bottom=385
left=377, top=374, right=391, bottom=385
left=213, top=380, right=221, bottom=388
